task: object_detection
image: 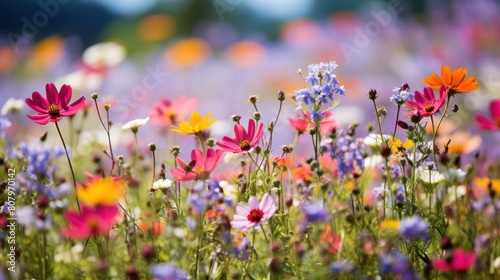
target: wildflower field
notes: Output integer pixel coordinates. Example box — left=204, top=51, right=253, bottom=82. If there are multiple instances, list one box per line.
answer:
left=1, top=1, right=500, bottom=280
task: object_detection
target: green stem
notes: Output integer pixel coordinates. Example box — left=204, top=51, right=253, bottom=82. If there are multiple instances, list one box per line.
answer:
left=431, top=96, right=451, bottom=167
left=260, top=225, right=270, bottom=243
left=392, top=105, right=401, bottom=138
left=54, top=122, right=80, bottom=213
left=42, top=231, right=47, bottom=280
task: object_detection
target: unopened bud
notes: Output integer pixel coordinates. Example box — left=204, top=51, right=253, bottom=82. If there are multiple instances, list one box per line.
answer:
left=397, top=121, right=409, bottom=130
left=231, top=115, right=241, bottom=123
left=248, top=95, right=258, bottom=104
left=169, top=146, right=180, bottom=157
left=400, top=82, right=410, bottom=92
left=277, top=90, right=286, bottom=101
left=253, top=112, right=262, bottom=121
left=368, top=88, right=378, bottom=100
left=148, top=143, right=156, bottom=152
left=91, top=93, right=99, bottom=100
left=206, top=138, right=215, bottom=147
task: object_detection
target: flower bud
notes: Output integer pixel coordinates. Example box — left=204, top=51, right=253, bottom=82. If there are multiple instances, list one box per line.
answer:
left=397, top=121, right=409, bottom=130
left=148, top=143, right=156, bottom=152
left=141, top=244, right=155, bottom=261
left=277, top=90, right=286, bottom=101
left=248, top=95, right=258, bottom=104
left=206, top=138, right=215, bottom=147
left=380, top=146, right=391, bottom=158
left=103, top=104, right=111, bottom=111
left=253, top=112, right=262, bottom=121
left=231, top=115, right=241, bottom=123
left=91, top=93, right=99, bottom=100
left=400, top=82, right=410, bottom=92
left=169, top=146, right=180, bottom=157
left=367, top=88, right=378, bottom=100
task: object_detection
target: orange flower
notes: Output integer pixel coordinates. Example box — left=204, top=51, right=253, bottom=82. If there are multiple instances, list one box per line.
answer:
left=423, top=65, right=479, bottom=94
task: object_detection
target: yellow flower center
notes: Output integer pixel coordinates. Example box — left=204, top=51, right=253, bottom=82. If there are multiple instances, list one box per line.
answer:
left=86, top=216, right=100, bottom=235
left=424, top=103, right=434, bottom=112
left=48, top=103, right=60, bottom=117
left=238, top=139, right=251, bottom=151
left=164, top=109, right=177, bottom=122
left=194, top=167, right=205, bottom=175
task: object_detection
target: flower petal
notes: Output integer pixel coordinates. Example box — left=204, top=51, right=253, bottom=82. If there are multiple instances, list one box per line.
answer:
left=45, top=83, right=59, bottom=105
left=58, top=84, right=73, bottom=107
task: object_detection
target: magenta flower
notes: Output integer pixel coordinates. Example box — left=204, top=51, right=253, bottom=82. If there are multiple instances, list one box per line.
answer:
left=475, top=99, right=500, bottom=130
left=61, top=204, right=119, bottom=239
left=25, top=83, right=86, bottom=125
left=405, top=86, right=448, bottom=117
left=216, top=119, right=264, bottom=153
left=170, top=148, right=224, bottom=182
left=231, top=194, right=277, bottom=231
left=433, top=248, right=475, bottom=273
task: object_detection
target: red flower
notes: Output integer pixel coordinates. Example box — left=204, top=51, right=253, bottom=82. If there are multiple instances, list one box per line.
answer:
left=216, top=119, right=264, bottom=153
left=288, top=111, right=336, bottom=134
left=61, top=204, right=119, bottom=239
left=405, top=86, right=448, bottom=117
left=170, top=148, right=224, bottom=182
left=149, top=96, right=197, bottom=126
left=433, top=248, right=475, bottom=273
left=25, top=83, right=86, bottom=125
left=475, top=99, right=500, bottom=130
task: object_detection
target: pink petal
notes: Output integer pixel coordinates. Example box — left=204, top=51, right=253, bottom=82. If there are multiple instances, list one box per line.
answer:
left=423, top=87, right=435, bottom=102
left=45, top=83, right=59, bottom=105
left=414, top=90, right=425, bottom=104
left=192, top=148, right=205, bottom=167
left=248, top=196, right=260, bottom=209
left=233, top=123, right=247, bottom=142
left=451, top=249, right=475, bottom=272
left=170, top=168, right=196, bottom=181
left=27, top=114, right=53, bottom=125
left=490, top=99, right=500, bottom=119
left=433, top=260, right=450, bottom=271
left=475, top=115, right=496, bottom=130
left=216, top=137, right=242, bottom=152
left=250, top=123, right=264, bottom=146
left=246, top=119, right=255, bottom=140
left=30, top=91, right=49, bottom=110
left=58, top=84, right=73, bottom=107
left=60, top=96, right=85, bottom=116
left=236, top=204, right=250, bottom=216
left=25, top=98, right=48, bottom=114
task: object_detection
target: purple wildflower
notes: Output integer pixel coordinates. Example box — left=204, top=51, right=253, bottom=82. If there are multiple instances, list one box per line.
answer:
left=330, top=260, right=354, bottom=273
left=323, top=130, right=365, bottom=178
left=149, top=263, right=188, bottom=280
left=380, top=250, right=418, bottom=280
left=389, top=83, right=414, bottom=105
left=398, top=215, right=430, bottom=240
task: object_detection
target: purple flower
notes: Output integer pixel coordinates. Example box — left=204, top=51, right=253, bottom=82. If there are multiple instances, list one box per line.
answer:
left=380, top=250, right=418, bottom=280
left=389, top=83, right=414, bottom=105
left=322, top=130, right=365, bottom=178
left=398, top=215, right=429, bottom=240
left=232, top=235, right=251, bottom=260
left=330, top=260, right=354, bottom=273
left=149, top=263, right=188, bottom=280
left=0, top=116, right=11, bottom=137
left=302, top=201, right=328, bottom=223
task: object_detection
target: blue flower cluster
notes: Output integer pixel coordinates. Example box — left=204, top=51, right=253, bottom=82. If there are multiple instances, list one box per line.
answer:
left=389, top=83, right=414, bottom=105
left=398, top=215, right=430, bottom=240
left=149, top=262, right=188, bottom=280
left=322, top=130, right=365, bottom=179
left=295, top=61, right=346, bottom=121
left=379, top=250, right=418, bottom=280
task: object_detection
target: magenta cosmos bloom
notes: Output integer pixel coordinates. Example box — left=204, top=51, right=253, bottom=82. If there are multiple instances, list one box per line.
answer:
left=61, top=204, right=119, bottom=239
left=149, top=96, right=197, bottom=126
left=433, top=248, right=475, bottom=272
left=475, top=99, right=500, bottom=130
left=231, top=194, right=277, bottom=231
left=25, top=83, right=86, bottom=125
left=405, top=86, right=448, bottom=117
left=170, top=148, right=224, bottom=182
left=217, top=119, right=264, bottom=153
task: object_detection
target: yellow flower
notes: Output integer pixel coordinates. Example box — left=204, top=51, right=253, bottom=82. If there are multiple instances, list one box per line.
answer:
left=171, top=111, right=216, bottom=135
left=388, top=137, right=414, bottom=154
left=380, top=220, right=400, bottom=229
left=474, top=177, right=500, bottom=194
left=77, top=177, right=125, bottom=207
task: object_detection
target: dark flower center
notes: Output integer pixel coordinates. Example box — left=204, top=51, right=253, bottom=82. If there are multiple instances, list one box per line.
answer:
left=239, top=139, right=251, bottom=151
left=48, top=103, right=60, bottom=117
left=86, top=217, right=100, bottom=235
left=424, top=103, right=435, bottom=112
left=495, top=117, right=500, bottom=128
left=247, top=208, right=264, bottom=223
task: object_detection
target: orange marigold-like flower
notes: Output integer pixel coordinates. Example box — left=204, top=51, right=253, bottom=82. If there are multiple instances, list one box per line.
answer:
left=423, top=65, right=479, bottom=95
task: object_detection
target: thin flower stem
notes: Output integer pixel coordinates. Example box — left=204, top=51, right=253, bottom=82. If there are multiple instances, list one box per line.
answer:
left=430, top=115, right=437, bottom=165
left=42, top=231, right=47, bottom=280
left=54, top=121, right=80, bottom=213
left=431, top=96, right=451, bottom=167
left=260, top=225, right=269, bottom=243
left=151, top=148, right=156, bottom=186
left=392, top=105, right=401, bottom=138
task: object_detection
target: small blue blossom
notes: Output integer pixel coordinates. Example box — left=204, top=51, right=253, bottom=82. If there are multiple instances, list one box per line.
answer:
left=398, top=215, right=430, bottom=240
left=330, top=260, right=354, bottom=273
left=149, top=263, right=188, bottom=280
left=380, top=250, right=419, bottom=280
left=322, top=130, right=365, bottom=178
left=0, top=116, right=11, bottom=138
left=302, top=201, right=329, bottom=224
left=232, top=235, right=251, bottom=260
left=389, top=83, right=414, bottom=105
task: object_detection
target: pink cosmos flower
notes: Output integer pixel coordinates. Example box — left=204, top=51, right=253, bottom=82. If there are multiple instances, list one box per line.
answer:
left=61, top=204, right=119, bottom=239
left=405, top=86, right=448, bottom=117
left=433, top=248, right=475, bottom=272
left=149, top=96, right=197, bottom=126
left=170, top=148, right=224, bottom=182
left=231, top=194, right=277, bottom=231
left=288, top=111, right=337, bottom=134
left=475, top=99, right=500, bottom=130
left=25, top=83, right=86, bottom=125
left=216, top=119, right=264, bottom=153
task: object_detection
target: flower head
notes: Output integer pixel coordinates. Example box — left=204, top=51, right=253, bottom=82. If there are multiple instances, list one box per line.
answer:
left=151, top=178, right=173, bottom=191
left=25, top=83, right=86, bottom=125
left=216, top=119, right=264, bottom=153
left=77, top=177, right=125, bottom=207
left=423, top=65, right=479, bottom=95
left=149, top=262, right=188, bottom=280
left=61, top=204, right=119, bottom=239
left=170, top=148, right=224, bottom=182
left=121, top=117, right=150, bottom=133
left=433, top=248, right=475, bottom=272
left=1, top=97, right=24, bottom=115
left=149, top=96, right=197, bottom=126
left=231, top=193, right=277, bottom=231
left=171, top=111, right=216, bottom=135
left=288, top=111, right=336, bottom=135
left=475, top=99, right=500, bottom=130
left=388, top=137, right=414, bottom=154
left=389, top=84, right=414, bottom=105
left=398, top=215, right=430, bottom=240
left=405, top=86, right=447, bottom=117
